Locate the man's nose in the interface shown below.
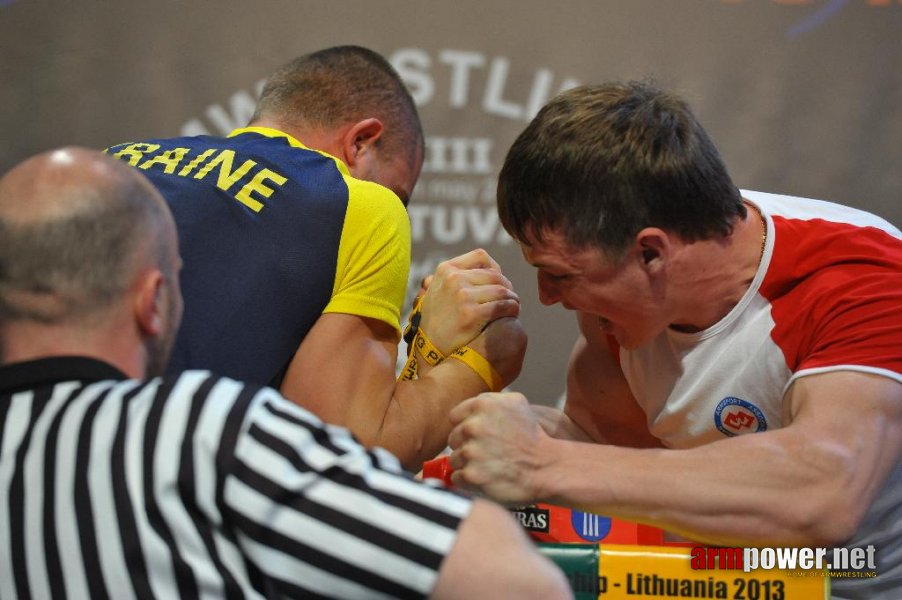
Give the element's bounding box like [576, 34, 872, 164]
[537, 273, 561, 306]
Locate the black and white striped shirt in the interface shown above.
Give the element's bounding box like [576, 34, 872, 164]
[0, 357, 473, 599]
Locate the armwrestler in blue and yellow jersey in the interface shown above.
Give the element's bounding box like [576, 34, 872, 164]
[108, 126, 409, 388]
[101, 46, 525, 470]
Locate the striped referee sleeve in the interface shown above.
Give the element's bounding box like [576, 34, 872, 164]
[221, 387, 473, 599]
[1, 370, 473, 599]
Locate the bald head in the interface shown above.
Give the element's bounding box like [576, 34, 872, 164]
[0, 147, 177, 324]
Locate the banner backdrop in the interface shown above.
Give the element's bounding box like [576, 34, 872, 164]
[2, 0, 900, 406]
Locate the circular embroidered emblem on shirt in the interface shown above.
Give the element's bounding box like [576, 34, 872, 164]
[570, 510, 612, 542]
[714, 397, 767, 436]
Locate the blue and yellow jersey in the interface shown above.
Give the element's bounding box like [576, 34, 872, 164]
[107, 126, 410, 386]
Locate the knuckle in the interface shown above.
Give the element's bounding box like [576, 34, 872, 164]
[458, 443, 479, 462]
[460, 419, 481, 438]
[445, 270, 465, 288]
[434, 262, 453, 278]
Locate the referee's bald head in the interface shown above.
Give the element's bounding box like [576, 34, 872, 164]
[0, 147, 176, 322]
[0, 148, 182, 375]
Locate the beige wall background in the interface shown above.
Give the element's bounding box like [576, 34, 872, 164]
[2, 0, 900, 405]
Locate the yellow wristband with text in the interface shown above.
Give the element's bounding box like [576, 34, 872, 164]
[450, 346, 504, 392]
[398, 354, 418, 382]
[399, 295, 425, 382]
[397, 326, 445, 382]
[414, 328, 445, 367]
[402, 295, 425, 353]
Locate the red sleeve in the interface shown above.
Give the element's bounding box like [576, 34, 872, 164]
[762, 218, 902, 376]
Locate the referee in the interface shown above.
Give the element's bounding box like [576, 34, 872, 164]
[0, 148, 571, 599]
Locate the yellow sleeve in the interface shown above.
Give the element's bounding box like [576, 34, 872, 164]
[324, 176, 411, 338]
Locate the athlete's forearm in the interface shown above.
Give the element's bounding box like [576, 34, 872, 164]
[281, 312, 524, 471]
[286, 359, 486, 471]
[537, 430, 872, 547]
[378, 362, 490, 470]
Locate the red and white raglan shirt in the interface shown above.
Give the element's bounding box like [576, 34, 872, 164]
[620, 190, 901, 598]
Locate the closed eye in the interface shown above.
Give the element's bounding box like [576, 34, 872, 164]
[541, 270, 571, 282]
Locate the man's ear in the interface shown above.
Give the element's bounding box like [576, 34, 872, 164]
[134, 269, 165, 337]
[341, 118, 384, 168]
[634, 227, 671, 273]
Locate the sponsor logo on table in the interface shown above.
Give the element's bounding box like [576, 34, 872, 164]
[571, 510, 612, 542]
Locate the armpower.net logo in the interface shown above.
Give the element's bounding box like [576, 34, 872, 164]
[691, 544, 878, 578]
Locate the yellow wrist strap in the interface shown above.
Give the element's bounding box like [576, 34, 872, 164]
[450, 346, 504, 392]
[399, 295, 425, 382]
[397, 326, 445, 382]
[402, 295, 425, 354]
[414, 327, 445, 366]
[398, 354, 418, 382]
